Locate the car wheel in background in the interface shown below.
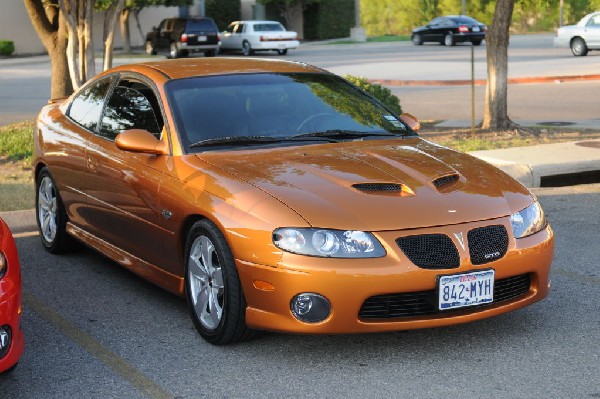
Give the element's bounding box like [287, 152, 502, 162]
[169, 42, 180, 59]
[242, 40, 253, 56]
[570, 37, 588, 56]
[205, 50, 216, 57]
[36, 168, 76, 254]
[444, 33, 455, 46]
[184, 219, 256, 345]
[472, 39, 482, 46]
[411, 34, 423, 45]
[277, 49, 288, 55]
[145, 41, 157, 55]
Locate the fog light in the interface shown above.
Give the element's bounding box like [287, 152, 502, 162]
[291, 293, 331, 323]
[0, 325, 11, 359]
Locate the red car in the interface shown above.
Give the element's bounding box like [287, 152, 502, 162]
[0, 218, 24, 373]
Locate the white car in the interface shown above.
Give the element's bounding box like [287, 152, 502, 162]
[220, 20, 300, 56]
[554, 11, 600, 56]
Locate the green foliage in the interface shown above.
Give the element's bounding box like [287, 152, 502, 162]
[206, 0, 240, 30]
[360, 0, 600, 35]
[343, 75, 402, 115]
[304, 0, 354, 40]
[0, 41, 15, 56]
[0, 121, 34, 162]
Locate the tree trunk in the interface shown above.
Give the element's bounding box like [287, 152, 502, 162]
[23, 0, 73, 99]
[84, 0, 95, 78]
[482, 0, 516, 130]
[120, 8, 131, 53]
[103, 0, 125, 71]
[133, 10, 145, 43]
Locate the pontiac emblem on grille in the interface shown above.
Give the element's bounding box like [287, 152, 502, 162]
[453, 232, 466, 251]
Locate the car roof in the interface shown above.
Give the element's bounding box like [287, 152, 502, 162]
[115, 58, 324, 81]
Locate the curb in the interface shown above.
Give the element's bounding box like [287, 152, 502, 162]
[371, 74, 600, 87]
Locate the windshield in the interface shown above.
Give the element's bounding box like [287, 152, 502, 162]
[166, 73, 415, 152]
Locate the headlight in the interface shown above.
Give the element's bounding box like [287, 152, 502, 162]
[510, 201, 547, 238]
[0, 251, 6, 279]
[273, 228, 386, 258]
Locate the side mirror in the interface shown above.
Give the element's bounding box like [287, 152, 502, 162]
[115, 129, 169, 155]
[399, 113, 421, 132]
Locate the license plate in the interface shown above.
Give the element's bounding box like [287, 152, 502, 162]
[198, 35, 207, 42]
[438, 269, 494, 310]
[472, 26, 480, 32]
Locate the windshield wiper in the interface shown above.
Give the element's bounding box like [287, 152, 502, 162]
[189, 136, 283, 148]
[289, 130, 399, 140]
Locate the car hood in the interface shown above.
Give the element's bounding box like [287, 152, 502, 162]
[196, 138, 533, 231]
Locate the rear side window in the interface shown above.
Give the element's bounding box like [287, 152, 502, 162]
[100, 81, 162, 141]
[68, 77, 113, 132]
[186, 18, 217, 32]
[253, 23, 284, 32]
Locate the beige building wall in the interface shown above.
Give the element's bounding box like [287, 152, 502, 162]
[0, 0, 178, 55]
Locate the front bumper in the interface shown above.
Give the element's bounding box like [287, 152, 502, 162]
[237, 218, 554, 334]
[454, 32, 486, 43]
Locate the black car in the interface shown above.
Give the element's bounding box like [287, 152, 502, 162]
[411, 15, 486, 46]
[145, 17, 221, 58]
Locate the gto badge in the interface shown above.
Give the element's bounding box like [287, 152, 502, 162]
[484, 251, 501, 260]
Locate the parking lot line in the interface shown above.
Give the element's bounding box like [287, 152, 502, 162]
[23, 292, 174, 399]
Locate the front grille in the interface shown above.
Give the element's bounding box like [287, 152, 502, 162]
[468, 225, 509, 265]
[359, 273, 531, 320]
[396, 234, 460, 269]
[352, 183, 403, 192]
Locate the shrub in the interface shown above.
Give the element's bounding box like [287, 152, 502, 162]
[0, 41, 15, 56]
[0, 121, 34, 162]
[344, 75, 402, 115]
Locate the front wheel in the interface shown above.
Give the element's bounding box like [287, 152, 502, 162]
[571, 37, 588, 56]
[277, 49, 288, 56]
[411, 34, 423, 45]
[184, 219, 256, 345]
[242, 41, 253, 56]
[444, 33, 455, 47]
[145, 41, 157, 55]
[472, 39, 482, 46]
[204, 49, 216, 57]
[36, 168, 76, 253]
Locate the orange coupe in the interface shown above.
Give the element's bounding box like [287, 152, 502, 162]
[33, 59, 553, 344]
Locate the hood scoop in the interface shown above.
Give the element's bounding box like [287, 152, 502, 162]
[352, 182, 414, 196]
[432, 173, 460, 191]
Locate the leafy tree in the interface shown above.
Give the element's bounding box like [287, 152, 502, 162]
[206, 0, 240, 31]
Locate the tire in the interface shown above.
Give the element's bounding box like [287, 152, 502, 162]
[204, 50, 216, 57]
[411, 34, 423, 45]
[145, 41, 157, 55]
[242, 40, 253, 56]
[571, 37, 588, 56]
[184, 219, 256, 345]
[277, 49, 288, 56]
[444, 33, 455, 47]
[169, 42, 180, 59]
[472, 39, 482, 46]
[36, 168, 77, 254]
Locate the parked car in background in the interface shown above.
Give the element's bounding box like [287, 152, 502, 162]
[412, 15, 487, 46]
[32, 58, 553, 345]
[554, 11, 600, 56]
[220, 20, 299, 56]
[145, 17, 220, 58]
[0, 218, 24, 374]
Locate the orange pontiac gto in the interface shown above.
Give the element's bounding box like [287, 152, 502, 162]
[33, 59, 553, 344]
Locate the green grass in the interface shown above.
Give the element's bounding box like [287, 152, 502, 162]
[0, 183, 34, 211]
[0, 121, 34, 163]
[433, 136, 550, 153]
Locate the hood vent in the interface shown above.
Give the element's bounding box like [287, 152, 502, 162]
[433, 174, 460, 190]
[352, 183, 403, 193]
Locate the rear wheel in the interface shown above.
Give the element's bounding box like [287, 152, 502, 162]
[411, 34, 423, 45]
[571, 37, 588, 56]
[169, 42, 180, 58]
[242, 40, 253, 56]
[36, 168, 77, 254]
[184, 219, 256, 345]
[444, 33, 455, 46]
[205, 49, 216, 57]
[472, 39, 482, 46]
[277, 49, 288, 55]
